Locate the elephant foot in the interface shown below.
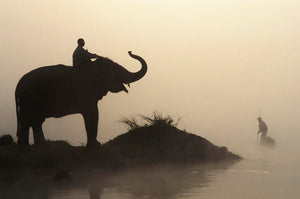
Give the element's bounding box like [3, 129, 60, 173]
[86, 140, 102, 150]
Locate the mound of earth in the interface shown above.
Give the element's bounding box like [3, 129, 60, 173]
[104, 123, 241, 164]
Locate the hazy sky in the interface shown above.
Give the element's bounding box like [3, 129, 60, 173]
[0, 0, 299, 153]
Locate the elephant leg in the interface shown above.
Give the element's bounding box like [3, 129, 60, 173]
[82, 105, 101, 149]
[32, 119, 46, 146]
[17, 119, 30, 146]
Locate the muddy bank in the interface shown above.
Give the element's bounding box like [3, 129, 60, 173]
[0, 124, 241, 180]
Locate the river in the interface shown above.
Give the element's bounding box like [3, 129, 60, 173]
[1, 142, 299, 199]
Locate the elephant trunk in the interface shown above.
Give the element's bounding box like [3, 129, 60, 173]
[123, 51, 147, 84]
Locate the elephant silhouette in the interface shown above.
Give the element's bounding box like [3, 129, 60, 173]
[15, 51, 147, 148]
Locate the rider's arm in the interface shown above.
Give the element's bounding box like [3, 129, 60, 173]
[84, 49, 99, 59]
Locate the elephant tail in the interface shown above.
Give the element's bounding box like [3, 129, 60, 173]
[15, 94, 20, 137]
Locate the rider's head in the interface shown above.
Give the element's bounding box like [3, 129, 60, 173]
[77, 38, 85, 47]
[257, 117, 262, 121]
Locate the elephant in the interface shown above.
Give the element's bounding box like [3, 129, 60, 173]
[15, 51, 147, 148]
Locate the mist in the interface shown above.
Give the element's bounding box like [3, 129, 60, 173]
[1, 0, 299, 158]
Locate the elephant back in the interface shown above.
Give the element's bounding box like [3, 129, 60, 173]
[16, 65, 75, 95]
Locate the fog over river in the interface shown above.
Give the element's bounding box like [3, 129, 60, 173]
[0, 1, 299, 198]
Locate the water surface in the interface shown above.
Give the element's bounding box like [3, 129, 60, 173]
[1, 144, 299, 199]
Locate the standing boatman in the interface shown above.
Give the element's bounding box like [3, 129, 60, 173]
[257, 117, 268, 138]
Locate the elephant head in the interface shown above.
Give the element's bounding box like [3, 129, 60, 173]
[95, 51, 147, 94]
[15, 51, 147, 148]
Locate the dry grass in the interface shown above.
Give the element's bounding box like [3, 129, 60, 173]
[119, 112, 181, 130]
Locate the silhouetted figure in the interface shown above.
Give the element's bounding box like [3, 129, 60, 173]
[257, 117, 268, 138]
[72, 38, 100, 68]
[15, 51, 147, 148]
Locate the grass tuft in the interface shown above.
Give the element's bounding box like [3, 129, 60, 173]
[119, 112, 181, 130]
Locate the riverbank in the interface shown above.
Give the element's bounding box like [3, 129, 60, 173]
[0, 119, 241, 181]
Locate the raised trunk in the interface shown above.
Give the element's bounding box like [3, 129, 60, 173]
[123, 51, 147, 84]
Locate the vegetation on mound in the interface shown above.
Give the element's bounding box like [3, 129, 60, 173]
[0, 113, 241, 178]
[119, 112, 181, 130]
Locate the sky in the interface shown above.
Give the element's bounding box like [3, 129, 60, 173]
[0, 0, 299, 154]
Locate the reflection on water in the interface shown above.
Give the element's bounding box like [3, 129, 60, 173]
[101, 163, 231, 199]
[0, 162, 236, 199]
[3, 144, 300, 199]
[2, 141, 299, 198]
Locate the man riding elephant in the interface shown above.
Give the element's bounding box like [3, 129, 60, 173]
[72, 38, 101, 68]
[15, 48, 147, 148]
